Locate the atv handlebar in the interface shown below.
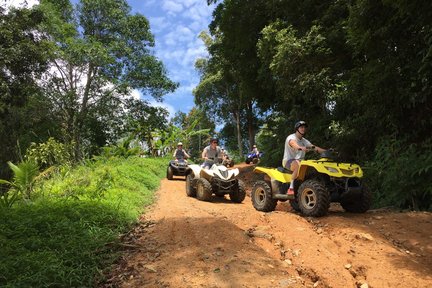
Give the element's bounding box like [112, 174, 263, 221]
[298, 145, 316, 151]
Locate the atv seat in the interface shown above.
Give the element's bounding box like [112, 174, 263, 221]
[277, 167, 292, 174]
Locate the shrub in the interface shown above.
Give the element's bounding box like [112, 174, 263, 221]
[25, 137, 73, 169]
[364, 137, 432, 211]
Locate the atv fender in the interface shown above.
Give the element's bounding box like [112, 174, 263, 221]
[254, 167, 292, 183]
[188, 164, 202, 179]
[297, 160, 363, 180]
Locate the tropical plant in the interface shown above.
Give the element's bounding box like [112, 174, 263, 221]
[0, 161, 39, 207]
[99, 136, 142, 159]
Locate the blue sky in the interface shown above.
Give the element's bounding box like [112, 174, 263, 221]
[7, 0, 216, 118]
[127, 0, 216, 117]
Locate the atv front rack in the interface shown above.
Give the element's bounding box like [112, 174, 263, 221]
[212, 178, 237, 191]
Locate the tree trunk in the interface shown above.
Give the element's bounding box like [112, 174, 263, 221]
[73, 63, 94, 161]
[246, 101, 255, 149]
[234, 110, 243, 158]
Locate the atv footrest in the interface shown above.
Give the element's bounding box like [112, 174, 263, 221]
[273, 194, 294, 200]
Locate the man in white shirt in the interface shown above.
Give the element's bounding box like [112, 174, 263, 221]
[282, 121, 326, 195]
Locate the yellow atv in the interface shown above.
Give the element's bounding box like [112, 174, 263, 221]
[251, 149, 372, 217]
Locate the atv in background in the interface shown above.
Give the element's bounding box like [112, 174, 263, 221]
[185, 159, 246, 203]
[245, 152, 263, 164]
[167, 158, 190, 180]
[251, 149, 372, 217]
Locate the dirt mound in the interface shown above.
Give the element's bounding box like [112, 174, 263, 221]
[102, 163, 432, 288]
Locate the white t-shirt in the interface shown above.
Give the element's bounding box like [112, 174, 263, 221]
[282, 133, 312, 167]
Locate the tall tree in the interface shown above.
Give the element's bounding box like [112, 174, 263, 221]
[208, 1, 266, 150]
[0, 6, 53, 178]
[38, 0, 178, 160]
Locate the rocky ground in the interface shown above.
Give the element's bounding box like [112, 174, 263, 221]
[102, 164, 432, 288]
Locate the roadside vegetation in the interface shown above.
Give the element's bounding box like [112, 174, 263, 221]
[0, 155, 167, 287]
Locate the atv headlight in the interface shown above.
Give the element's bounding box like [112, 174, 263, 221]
[325, 167, 339, 173]
[354, 168, 360, 173]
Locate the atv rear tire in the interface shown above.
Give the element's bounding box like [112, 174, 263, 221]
[245, 159, 250, 164]
[185, 174, 196, 197]
[230, 180, 246, 203]
[341, 184, 372, 213]
[167, 166, 174, 180]
[196, 178, 212, 201]
[251, 181, 277, 212]
[229, 160, 235, 167]
[297, 179, 330, 217]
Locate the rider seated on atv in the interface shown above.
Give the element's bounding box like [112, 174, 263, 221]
[173, 142, 190, 162]
[201, 138, 223, 169]
[251, 145, 260, 157]
[283, 121, 326, 196]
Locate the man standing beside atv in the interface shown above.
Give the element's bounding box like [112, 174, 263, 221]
[173, 142, 190, 161]
[201, 138, 223, 169]
[283, 121, 326, 196]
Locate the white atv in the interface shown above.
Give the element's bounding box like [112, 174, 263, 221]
[185, 159, 246, 203]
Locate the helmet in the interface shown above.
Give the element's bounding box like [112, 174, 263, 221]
[294, 121, 308, 130]
[177, 142, 183, 146]
[253, 144, 257, 148]
[210, 138, 218, 144]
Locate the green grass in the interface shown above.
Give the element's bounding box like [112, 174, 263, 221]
[0, 156, 168, 287]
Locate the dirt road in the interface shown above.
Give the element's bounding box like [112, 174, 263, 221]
[104, 164, 432, 288]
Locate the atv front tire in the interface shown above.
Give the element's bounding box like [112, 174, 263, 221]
[167, 166, 174, 180]
[251, 181, 277, 212]
[186, 174, 196, 197]
[297, 179, 330, 217]
[289, 180, 301, 212]
[230, 180, 246, 203]
[289, 199, 301, 212]
[341, 184, 372, 213]
[196, 178, 212, 201]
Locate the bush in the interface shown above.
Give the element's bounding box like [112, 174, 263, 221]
[364, 137, 432, 211]
[25, 137, 73, 169]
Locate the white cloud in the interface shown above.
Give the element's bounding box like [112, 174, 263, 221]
[130, 89, 141, 100]
[162, 0, 183, 14]
[148, 16, 171, 33]
[163, 24, 194, 46]
[182, 3, 213, 22]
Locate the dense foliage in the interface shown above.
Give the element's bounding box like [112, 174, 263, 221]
[197, 0, 432, 210]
